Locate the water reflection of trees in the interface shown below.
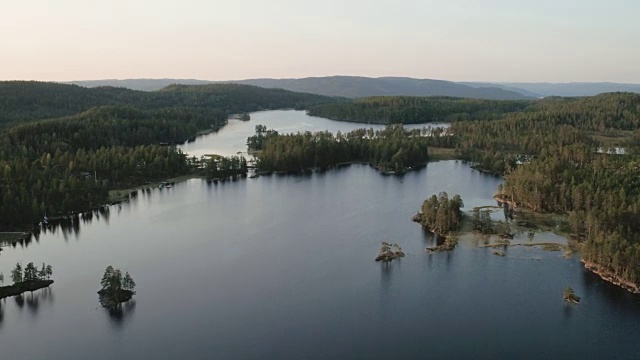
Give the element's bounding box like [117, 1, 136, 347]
[104, 300, 136, 327]
[11, 287, 55, 314]
[7, 206, 114, 249]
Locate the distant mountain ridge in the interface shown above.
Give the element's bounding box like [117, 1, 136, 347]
[462, 82, 640, 97]
[67, 77, 640, 99]
[227, 76, 530, 100]
[68, 76, 531, 100]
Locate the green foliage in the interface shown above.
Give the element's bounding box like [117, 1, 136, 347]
[123, 272, 136, 291]
[10, 263, 22, 284]
[8, 262, 52, 284]
[255, 124, 436, 173]
[0, 82, 338, 228]
[321, 92, 640, 286]
[450, 93, 640, 285]
[0, 81, 337, 126]
[100, 266, 135, 293]
[23, 262, 38, 281]
[472, 210, 495, 234]
[419, 192, 464, 234]
[203, 155, 248, 180]
[308, 96, 533, 124]
[247, 124, 279, 151]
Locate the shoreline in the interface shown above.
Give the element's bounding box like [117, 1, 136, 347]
[582, 260, 640, 294]
[0, 280, 54, 300]
[1, 173, 205, 245]
[108, 173, 204, 203]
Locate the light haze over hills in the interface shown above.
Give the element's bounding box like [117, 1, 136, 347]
[68, 77, 640, 99]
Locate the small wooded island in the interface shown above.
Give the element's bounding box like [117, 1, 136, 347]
[412, 192, 464, 252]
[0, 262, 53, 300]
[563, 287, 581, 304]
[375, 242, 405, 263]
[250, 124, 432, 175]
[98, 266, 136, 309]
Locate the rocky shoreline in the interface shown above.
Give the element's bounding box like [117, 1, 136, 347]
[582, 260, 640, 294]
[0, 280, 54, 300]
[98, 288, 135, 308]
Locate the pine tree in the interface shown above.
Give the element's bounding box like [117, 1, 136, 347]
[11, 263, 23, 284]
[45, 264, 53, 280]
[38, 263, 47, 280]
[24, 262, 38, 281]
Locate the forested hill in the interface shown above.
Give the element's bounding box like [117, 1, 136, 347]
[0, 81, 338, 126]
[307, 96, 535, 124]
[229, 76, 531, 100]
[462, 82, 640, 97]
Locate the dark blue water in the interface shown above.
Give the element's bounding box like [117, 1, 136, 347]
[1, 111, 638, 360]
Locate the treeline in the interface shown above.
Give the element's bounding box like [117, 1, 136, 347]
[255, 124, 435, 173]
[247, 124, 279, 151]
[0, 81, 338, 126]
[202, 155, 248, 180]
[0, 145, 189, 226]
[1, 106, 227, 157]
[417, 192, 464, 235]
[307, 96, 533, 124]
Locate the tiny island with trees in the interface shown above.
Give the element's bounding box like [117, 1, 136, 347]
[412, 192, 464, 252]
[0, 262, 53, 300]
[98, 266, 136, 309]
[375, 242, 405, 263]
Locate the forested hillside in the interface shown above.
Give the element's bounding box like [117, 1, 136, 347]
[0, 82, 338, 228]
[230, 76, 530, 100]
[308, 96, 534, 124]
[0, 81, 337, 126]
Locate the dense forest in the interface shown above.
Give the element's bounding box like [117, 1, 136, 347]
[416, 192, 464, 235]
[254, 125, 434, 173]
[0, 82, 338, 228]
[307, 96, 533, 124]
[0, 81, 338, 126]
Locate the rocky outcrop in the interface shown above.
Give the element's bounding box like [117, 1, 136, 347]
[375, 242, 405, 263]
[563, 287, 581, 304]
[98, 289, 135, 308]
[0, 280, 54, 300]
[425, 237, 458, 253]
[582, 260, 640, 294]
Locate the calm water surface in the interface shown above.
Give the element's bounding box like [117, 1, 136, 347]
[178, 110, 448, 157]
[0, 111, 638, 360]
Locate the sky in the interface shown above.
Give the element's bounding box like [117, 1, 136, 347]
[1, 0, 639, 83]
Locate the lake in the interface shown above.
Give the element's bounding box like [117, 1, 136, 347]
[1, 110, 639, 360]
[178, 109, 449, 157]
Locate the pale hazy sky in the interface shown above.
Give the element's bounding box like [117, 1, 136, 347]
[2, 0, 639, 82]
